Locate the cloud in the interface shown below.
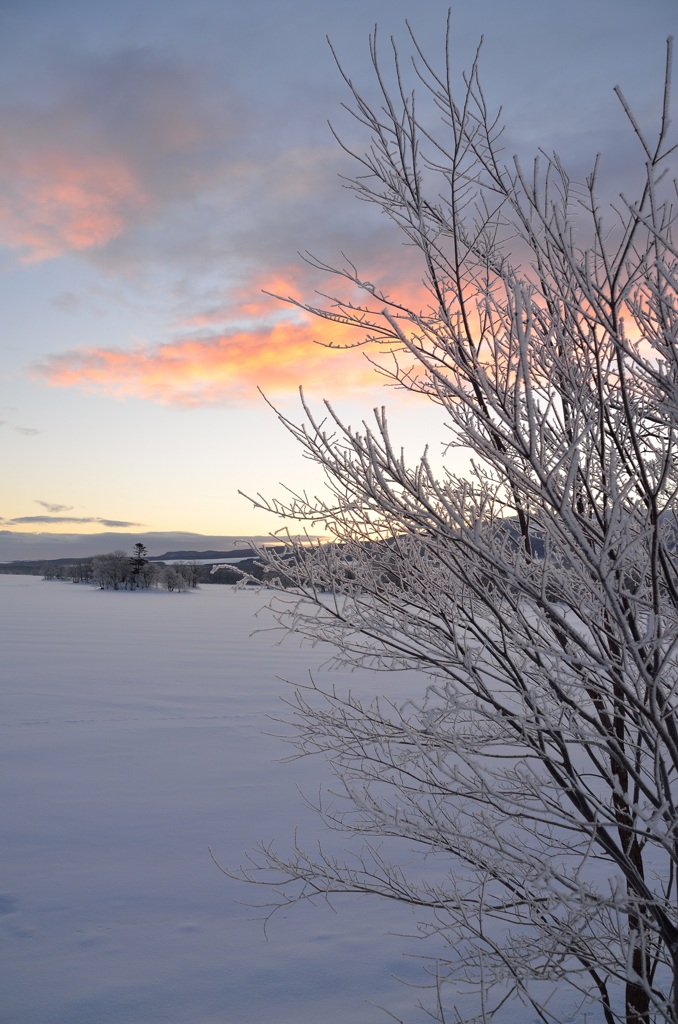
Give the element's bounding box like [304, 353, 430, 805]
[35, 501, 75, 514]
[0, 113, 148, 262]
[34, 309, 386, 404]
[15, 426, 40, 436]
[0, 48, 238, 264]
[0, 46, 428, 342]
[5, 516, 143, 527]
[92, 518, 145, 529]
[34, 247, 432, 405]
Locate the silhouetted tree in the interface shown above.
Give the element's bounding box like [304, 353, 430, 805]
[129, 543, 148, 589]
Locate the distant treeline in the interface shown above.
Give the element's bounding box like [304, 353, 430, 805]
[0, 553, 270, 586]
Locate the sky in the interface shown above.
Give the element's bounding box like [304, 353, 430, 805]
[0, 0, 675, 558]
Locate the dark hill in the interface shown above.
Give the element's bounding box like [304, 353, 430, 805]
[149, 548, 256, 561]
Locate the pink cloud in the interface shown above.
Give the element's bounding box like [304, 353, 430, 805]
[0, 52, 226, 264]
[0, 146, 147, 261]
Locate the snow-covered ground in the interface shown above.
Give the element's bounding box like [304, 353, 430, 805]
[1, 575, 433, 1024]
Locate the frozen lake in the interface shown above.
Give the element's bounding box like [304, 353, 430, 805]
[1, 575, 432, 1024]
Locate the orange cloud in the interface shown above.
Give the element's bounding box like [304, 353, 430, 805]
[34, 315, 383, 405]
[34, 249, 446, 406]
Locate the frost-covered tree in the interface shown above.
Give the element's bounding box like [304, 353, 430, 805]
[138, 558, 162, 589]
[237, 21, 678, 1024]
[92, 550, 131, 590]
[163, 566, 188, 592]
[173, 560, 201, 588]
[67, 557, 94, 584]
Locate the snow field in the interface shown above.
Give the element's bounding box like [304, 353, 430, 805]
[1, 575, 428, 1024]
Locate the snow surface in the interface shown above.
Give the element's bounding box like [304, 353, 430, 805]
[1, 575, 435, 1024]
